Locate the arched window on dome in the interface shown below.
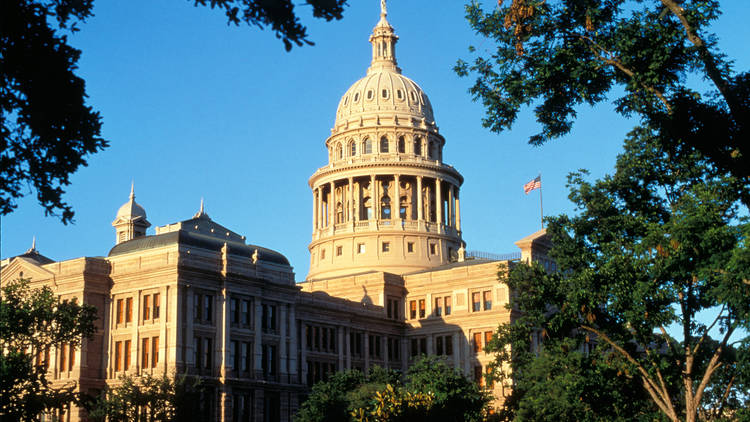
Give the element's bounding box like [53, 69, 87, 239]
[380, 136, 389, 153]
[427, 140, 435, 159]
[414, 137, 422, 156]
[381, 196, 391, 220]
[336, 143, 343, 160]
[336, 202, 344, 224]
[350, 141, 357, 157]
[398, 136, 405, 153]
[363, 138, 373, 154]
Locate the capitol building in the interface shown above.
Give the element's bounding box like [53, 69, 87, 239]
[1, 5, 551, 421]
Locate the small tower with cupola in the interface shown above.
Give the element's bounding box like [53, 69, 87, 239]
[112, 183, 151, 244]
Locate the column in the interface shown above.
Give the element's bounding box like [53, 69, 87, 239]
[348, 177, 354, 223]
[452, 332, 460, 368]
[288, 306, 297, 380]
[370, 175, 377, 221]
[394, 174, 400, 221]
[312, 189, 317, 231]
[254, 301, 263, 378]
[319, 187, 325, 228]
[279, 305, 287, 379]
[329, 181, 335, 227]
[436, 178, 443, 227]
[416, 176, 423, 221]
[448, 183, 455, 227]
[456, 189, 461, 232]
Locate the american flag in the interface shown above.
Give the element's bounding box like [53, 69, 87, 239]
[523, 176, 541, 194]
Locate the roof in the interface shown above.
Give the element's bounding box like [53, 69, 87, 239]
[107, 229, 289, 266]
[401, 258, 503, 276]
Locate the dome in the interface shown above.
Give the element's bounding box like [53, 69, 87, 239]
[113, 183, 147, 223]
[335, 71, 434, 125]
[333, 6, 435, 129]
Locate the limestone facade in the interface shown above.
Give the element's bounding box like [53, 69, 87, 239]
[0, 4, 552, 421]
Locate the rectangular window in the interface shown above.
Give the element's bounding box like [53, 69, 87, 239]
[320, 249, 326, 259]
[153, 293, 160, 319]
[407, 242, 414, 253]
[124, 340, 131, 370]
[204, 295, 213, 323]
[152, 336, 159, 367]
[418, 299, 425, 319]
[230, 341, 237, 370]
[410, 338, 418, 357]
[430, 243, 437, 255]
[194, 294, 202, 321]
[116, 299, 124, 324]
[231, 298, 239, 324]
[473, 332, 483, 353]
[115, 341, 122, 371]
[336, 246, 343, 256]
[126, 297, 133, 323]
[445, 336, 453, 356]
[357, 243, 366, 254]
[387, 300, 393, 319]
[474, 365, 483, 386]
[59, 343, 67, 371]
[142, 295, 150, 321]
[409, 300, 417, 319]
[445, 296, 452, 315]
[434, 297, 442, 317]
[329, 327, 336, 353]
[472, 292, 481, 312]
[485, 331, 493, 350]
[241, 299, 251, 326]
[242, 342, 250, 372]
[419, 338, 427, 355]
[436, 336, 443, 355]
[194, 337, 201, 368]
[142, 337, 150, 369]
[483, 290, 492, 311]
[381, 242, 390, 252]
[204, 338, 212, 369]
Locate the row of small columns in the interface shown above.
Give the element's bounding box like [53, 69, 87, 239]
[311, 175, 461, 232]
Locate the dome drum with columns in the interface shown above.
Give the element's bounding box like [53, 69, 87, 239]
[307, 6, 465, 280]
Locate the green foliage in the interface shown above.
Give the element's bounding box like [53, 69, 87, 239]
[487, 132, 749, 421]
[296, 356, 491, 422]
[456, 0, 749, 191]
[191, 0, 348, 51]
[0, 278, 98, 420]
[86, 373, 203, 422]
[1, 0, 106, 223]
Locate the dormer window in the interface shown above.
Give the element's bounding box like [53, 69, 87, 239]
[411, 91, 417, 102]
[354, 92, 360, 102]
[396, 90, 404, 100]
[382, 89, 389, 99]
[367, 90, 374, 100]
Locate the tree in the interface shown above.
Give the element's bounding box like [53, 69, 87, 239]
[295, 356, 491, 422]
[487, 132, 749, 421]
[1, 0, 347, 223]
[455, 0, 749, 195]
[86, 373, 204, 422]
[0, 278, 98, 420]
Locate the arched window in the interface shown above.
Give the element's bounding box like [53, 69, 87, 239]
[381, 196, 391, 220]
[427, 141, 434, 159]
[336, 143, 343, 160]
[380, 136, 389, 153]
[350, 141, 356, 157]
[398, 136, 405, 153]
[363, 138, 372, 154]
[336, 202, 344, 224]
[414, 137, 422, 156]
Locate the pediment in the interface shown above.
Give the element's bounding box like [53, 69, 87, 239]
[1, 257, 55, 284]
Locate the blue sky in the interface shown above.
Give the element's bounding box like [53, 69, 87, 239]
[2, 1, 749, 280]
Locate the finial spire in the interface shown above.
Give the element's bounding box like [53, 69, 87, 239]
[193, 197, 210, 219]
[369, 0, 399, 73]
[129, 180, 135, 200]
[26, 236, 37, 254]
[380, 0, 387, 17]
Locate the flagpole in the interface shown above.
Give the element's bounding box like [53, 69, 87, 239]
[538, 173, 544, 230]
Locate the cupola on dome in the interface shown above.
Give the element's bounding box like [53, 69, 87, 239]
[333, 4, 435, 128]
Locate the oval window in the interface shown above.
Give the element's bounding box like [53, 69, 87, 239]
[410, 91, 417, 101]
[382, 89, 388, 98]
[396, 90, 404, 100]
[354, 92, 360, 102]
[367, 90, 374, 100]
[343, 96, 348, 105]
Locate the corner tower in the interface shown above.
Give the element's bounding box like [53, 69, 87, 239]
[112, 183, 151, 244]
[307, 3, 464, 280]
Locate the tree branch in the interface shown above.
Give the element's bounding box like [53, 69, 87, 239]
[691, 304, 724, 357]
[581, 325, 679, 421]
[659, 0, 741, 121]
[693, 321, 737, 413]
[578, 34, 673, 113]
